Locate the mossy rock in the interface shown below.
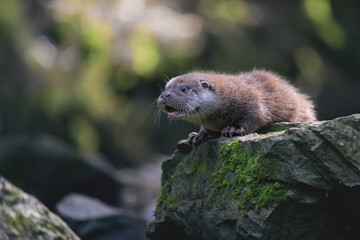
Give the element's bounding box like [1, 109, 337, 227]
[0, 176, 80, 240]
[147, 114, 360, 240]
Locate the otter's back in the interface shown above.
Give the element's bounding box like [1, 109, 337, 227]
[239, 70, 316, 123]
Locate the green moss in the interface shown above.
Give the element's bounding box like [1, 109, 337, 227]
[1, 209, 32, 232]
[46, 223, 61, 233]
[211, 140, 289, 211]
[204, 200, 213, 209]
[191, 156, 207, 176]
[167, 194, 180, 208]
[156, 175, 180, 213]
[243, 182, 288, 212]
[155, 140, 289, 214]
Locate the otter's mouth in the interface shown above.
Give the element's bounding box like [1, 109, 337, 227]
[161, 104, 184, 118]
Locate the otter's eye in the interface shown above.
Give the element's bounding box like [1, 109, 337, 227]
[180, 86, 186, 92]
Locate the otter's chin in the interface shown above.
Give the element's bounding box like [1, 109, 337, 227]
[167, 111, 184, 118]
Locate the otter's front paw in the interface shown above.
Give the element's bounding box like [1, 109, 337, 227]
[187, 131, 220, 146]
[221, 126, 246, 137]
[187, 132, 204, 145]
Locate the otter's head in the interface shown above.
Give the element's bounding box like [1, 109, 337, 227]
[157, 73, 216, 121]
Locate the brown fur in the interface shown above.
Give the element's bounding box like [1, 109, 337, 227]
[157, 70, 316, 144]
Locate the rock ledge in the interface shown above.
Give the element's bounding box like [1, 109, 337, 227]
[147, 114, 360, 240]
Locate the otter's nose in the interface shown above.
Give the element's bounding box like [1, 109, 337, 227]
[161, 92, 170, 98]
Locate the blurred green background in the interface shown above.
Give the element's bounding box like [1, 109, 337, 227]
[0, 0, 359, 167]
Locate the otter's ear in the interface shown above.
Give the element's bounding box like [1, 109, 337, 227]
[200, 80, 210, 88]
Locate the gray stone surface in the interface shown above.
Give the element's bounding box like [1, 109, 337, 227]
[56, 193, 146, 240]
[147, 114, 360, 240]
[0, 176, 80, 240]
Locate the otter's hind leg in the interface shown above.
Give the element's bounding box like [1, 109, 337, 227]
[220, 112, 257, 137]
[221, 126, 246, 137]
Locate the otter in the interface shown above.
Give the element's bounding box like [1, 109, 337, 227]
[157, 70, 316, 145]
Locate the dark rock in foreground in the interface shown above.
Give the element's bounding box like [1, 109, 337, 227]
[56, 193, 146, 240]
[147, 114, 360, 240]
[0, 176, 79, 240]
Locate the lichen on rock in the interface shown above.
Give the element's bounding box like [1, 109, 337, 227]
[0, 176, 80, 240]
[147, 114, 360, 240]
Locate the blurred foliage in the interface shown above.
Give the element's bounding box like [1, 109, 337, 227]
[0, 0, 359, 166]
